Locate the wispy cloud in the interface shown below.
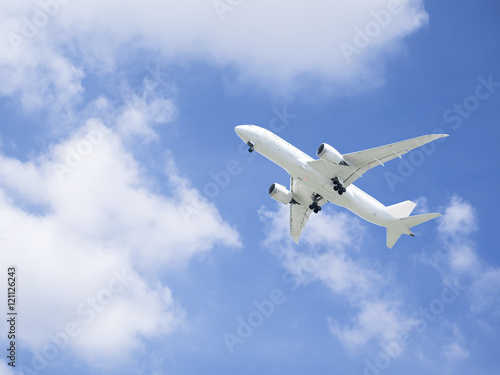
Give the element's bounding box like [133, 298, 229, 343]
[258, 196, 497, 374]
[258, 203, 410, 350]
[410, 195, 500, 371]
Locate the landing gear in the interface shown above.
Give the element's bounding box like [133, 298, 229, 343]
[331, 177, 346, 196]
[309, 199, 322, 214]
[247, 141, 254, 153]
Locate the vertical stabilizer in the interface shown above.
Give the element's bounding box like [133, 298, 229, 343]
[386, 200, 417, 218]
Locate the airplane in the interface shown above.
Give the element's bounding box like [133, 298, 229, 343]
[235, 125, 448, 248]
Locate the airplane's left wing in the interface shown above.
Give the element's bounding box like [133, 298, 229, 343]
[308, 134, 448, 187]
[342, 134, 448, 185]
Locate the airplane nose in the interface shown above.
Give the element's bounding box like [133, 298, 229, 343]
[234, 125, 252, 141]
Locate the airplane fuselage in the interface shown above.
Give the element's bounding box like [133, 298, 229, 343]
[237, 125, 395, 227]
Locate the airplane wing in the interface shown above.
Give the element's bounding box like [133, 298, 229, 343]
[307, 134, 448, 187]
[289, 177, 327, 243]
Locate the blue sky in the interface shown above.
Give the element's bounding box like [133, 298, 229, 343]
[0, 1, 499, 374]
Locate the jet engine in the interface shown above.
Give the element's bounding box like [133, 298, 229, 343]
[317, 143, 346, 165]
[268, 183, 293, 204]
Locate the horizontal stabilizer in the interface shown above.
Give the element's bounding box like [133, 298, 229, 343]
[386, 212, 441, 249]
[400, 213, 441, 228]
[386, 200, 416, 218]
[387, 227, 404, 249]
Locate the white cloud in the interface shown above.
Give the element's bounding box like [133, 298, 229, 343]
[435, 197, 500, 313]
[447, 244, 480, 273]
[113, 81, 178, 143]
[0, 96, 240, 366]
[438, 195, 477, 237]
[467, 268, 500, 314]
[0, 0, 428, 104]
[329, 300, 410, 349]
[0, 6, 84, 115]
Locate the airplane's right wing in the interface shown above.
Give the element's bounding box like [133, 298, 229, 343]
[289, 177, 327, 243]
[290, 198, 312, 243]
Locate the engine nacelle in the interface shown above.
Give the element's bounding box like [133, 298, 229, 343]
[317, 143, 345, 165]
[268, 183, 293, 204]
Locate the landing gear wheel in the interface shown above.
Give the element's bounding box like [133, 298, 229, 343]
[339, 190, 343, 195]
[247, 141, 254, 153]
[310, 201, 321, 213]
[342, 187, 346, 193]
[334, 185, 339, 191]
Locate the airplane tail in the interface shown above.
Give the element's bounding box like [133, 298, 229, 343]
[385, 202, 441, 249]
[386, 200, 417, 218]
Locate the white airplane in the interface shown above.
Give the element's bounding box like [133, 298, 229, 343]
[235, 125, 448, 248]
